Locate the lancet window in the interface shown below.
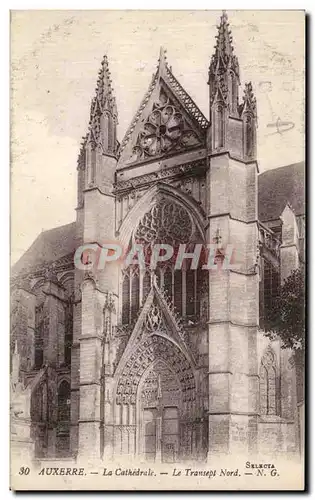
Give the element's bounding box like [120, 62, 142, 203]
[120, 197, 206, 324]
[56, 380, 71, 455]
[34, 304, 44, 369]
[259, 349, 278, 416]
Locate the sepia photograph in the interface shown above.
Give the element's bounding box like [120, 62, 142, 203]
[10, 9, 305, 491]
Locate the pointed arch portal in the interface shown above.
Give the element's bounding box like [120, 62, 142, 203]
[113, 327, 205, 463]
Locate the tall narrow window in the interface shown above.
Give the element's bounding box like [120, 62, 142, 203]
[122, 272, 130, 324]
[260, 365, 268, 415]
[196, 268, 206, 319]
[34, 304, 44, 369]
[163, 268, 173, 301]
[64, 301, 73, 367]
[108, 116, 113, 153]
[264, 259, 280, 326]
[259, 350, 277, 416]
[230, 72, 238, 115]
[30, 383, 48, 457]
[245, 116, 253, 158]
[90, 147, 96, 183]
[174, 270, 182, 316]
[57, 380, 71, 455]
[186, 269, 196, 317]
[155, 267, 162, 289]
[142, 272, 151, 304]
[131, 270, 140, 322]
[58, 381, 71, 421]
[216, 105, 224, 148]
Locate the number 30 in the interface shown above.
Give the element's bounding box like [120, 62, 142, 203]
[19, 467, 30, 475]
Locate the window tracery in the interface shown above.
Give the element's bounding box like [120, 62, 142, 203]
[120, 198, 204, 325]
[134, 198, 193, 246]
[260, 349, 278, 416]
[131, 89, 200, 161]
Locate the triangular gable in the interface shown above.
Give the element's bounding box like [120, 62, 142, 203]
[118, 48, 209, 167]
[114, 280, 196, 378]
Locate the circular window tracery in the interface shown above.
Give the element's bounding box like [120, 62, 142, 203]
[131, 90, 200, 160]
[134, 199, 193, 246]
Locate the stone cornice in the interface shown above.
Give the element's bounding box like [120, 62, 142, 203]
[114, 158, 207, 194]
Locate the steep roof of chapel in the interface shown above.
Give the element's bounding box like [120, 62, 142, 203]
[11, 222, 77, 278]
[258, 162, 305, 222]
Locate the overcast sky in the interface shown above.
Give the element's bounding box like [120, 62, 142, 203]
[10, 10, 304, 264]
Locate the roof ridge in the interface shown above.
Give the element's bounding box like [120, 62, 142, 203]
[118, 71, 159, 156]
[164, 66, 209, 129]
[259, 161, 305, 176]
[41, 221, 76, 233]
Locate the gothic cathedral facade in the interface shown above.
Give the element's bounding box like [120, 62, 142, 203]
[11, 12, 304, 463]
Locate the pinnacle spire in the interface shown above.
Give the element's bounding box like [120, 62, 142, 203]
[209, 10, 239, 79]
[89, 54, 117, 124]
[86, 54, 118, 154]
[214, 10, 234, 63]
[208, 11, 240, 114]
[157, 46, 168, 75]
[96, 54, 114, 107]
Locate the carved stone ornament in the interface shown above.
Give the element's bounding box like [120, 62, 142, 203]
[261, 349, 276, 368]
[130, 89, 200, 161]
[134, 197, 193, 246]
[116, 335, 195, 405]
[145, 302, 165, 332]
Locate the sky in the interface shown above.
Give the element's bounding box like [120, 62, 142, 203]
[10, 10, 305, 264]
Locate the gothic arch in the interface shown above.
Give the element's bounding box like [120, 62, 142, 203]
[118, 183, 206, 249]
[31, 277, 46, 291]
[259, 347, 279, 416]
[57, 376, 71, 388]
[58, 272, 75, 295]
[56, 379, 71, 455]
[114, 333, 197, 412]
[31, 279, 46, 307]
[137, 358, 182, 404]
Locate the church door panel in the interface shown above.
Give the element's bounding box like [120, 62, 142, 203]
[143, 408, 157, 462]
[138, 359, 186, 463]
[162, 407, 179, 463]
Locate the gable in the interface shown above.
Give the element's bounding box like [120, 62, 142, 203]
[130, 84, 205, 162]
[117, 53, 208, 168]
[114, 281, 196, 379]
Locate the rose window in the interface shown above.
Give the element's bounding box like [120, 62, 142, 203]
[132, 90, 200, 160]
[134, 199, 193, 246]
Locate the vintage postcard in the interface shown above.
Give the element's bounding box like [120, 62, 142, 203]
[10, 10, 305, 491]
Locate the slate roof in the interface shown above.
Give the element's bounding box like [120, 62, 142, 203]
[258, 162, 305, 222]
[12, 222, 77, 278]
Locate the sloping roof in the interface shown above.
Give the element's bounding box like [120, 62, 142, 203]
[118, 48, 209, 160]
[12, 222, 77, 278]
[258, 162, 305, 222]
